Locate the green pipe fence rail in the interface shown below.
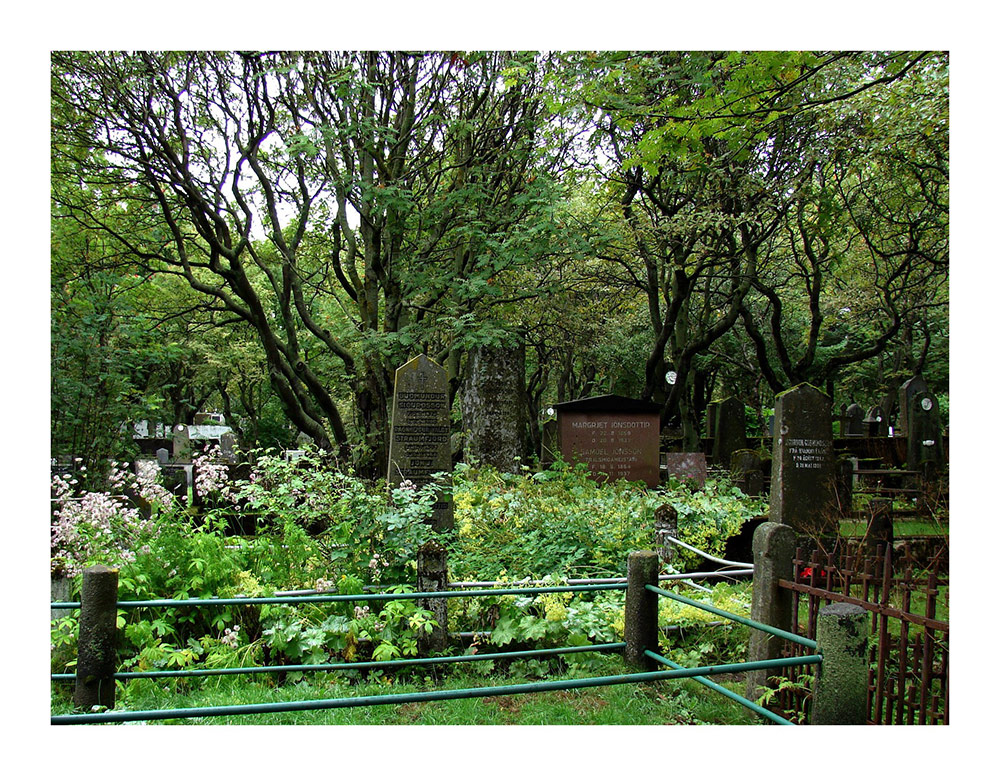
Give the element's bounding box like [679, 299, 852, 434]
[644, 651, 808, 726]
[51, 657, 815, 725]
[644, 584, 818, 651]
[51, 643, 627, 682]
[50, 582, 628, 611]
[52, 549, 867, 725]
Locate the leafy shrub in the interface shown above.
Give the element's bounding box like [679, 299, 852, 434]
[449, 461, 764, 580]
[51, 450, 765, 689]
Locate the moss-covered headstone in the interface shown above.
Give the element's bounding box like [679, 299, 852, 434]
[460, 343, 529, 474]
[769, 383, 836, 535]
[388, 354, 453, 531]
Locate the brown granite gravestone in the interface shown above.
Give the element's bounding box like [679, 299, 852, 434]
[388, 354, 454, 531]
[554, 395, 662, 488]
[663, 452, 708, 488]
[769, 383, 837, 535]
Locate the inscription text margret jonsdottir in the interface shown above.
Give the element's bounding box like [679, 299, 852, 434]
[571, 420, 653, 429]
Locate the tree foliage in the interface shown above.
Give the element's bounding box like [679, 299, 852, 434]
[51, 50, 949, 470]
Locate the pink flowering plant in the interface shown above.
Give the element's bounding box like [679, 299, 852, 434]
[50, 461, 163, 578]
[193, 444, 233, 502]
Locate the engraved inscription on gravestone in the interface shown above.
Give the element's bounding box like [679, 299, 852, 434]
[554, 395, 662, 488]
[769, 383, 836, 535]
[388, 354, 453, 531]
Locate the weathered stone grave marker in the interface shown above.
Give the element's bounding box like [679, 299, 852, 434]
[844, 403, 864, 436]
[907, 390, 943, 477]
[388, 354, 454, 531]
[460, 343, 528, 473]
[897, 375, 929, 437]
[219, 431, 237, 462]
[731, 449, 764, 497]
[712, 397, 748, 468]
[863, 406, 884, 437]
[663, 452, 707, 489]
[769, 383, 837, 536]
[172, 423, 193, 463]
[554, 395, 662, 487]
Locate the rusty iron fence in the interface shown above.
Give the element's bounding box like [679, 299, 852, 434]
[773, 542, 948, 724]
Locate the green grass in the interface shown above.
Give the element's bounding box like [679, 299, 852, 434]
[51, 655, 767, 726]
[838, 519, 948, 538]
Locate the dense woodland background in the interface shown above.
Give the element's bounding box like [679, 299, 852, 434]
[50, 51, 949, 480]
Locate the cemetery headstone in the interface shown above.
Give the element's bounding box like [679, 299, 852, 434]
[219, 431, 237, 462]
[554, 395, 662, 488]
[863, 406, 884, 437]
[844, 403, 864, 436]
[865, 498, 894, 556]
[172, 424, 193, 463]
[388, 354, 454, 531]
[907, 390, 943, 477]
[705, 404, 718, 440]
[712, 397, 748, 468]
[460, 343, 529, 473]
[160, 464, 191, 500]
[769, 383, 837, 536]
[155, 447, 170, 466]
[663, 452, 707, 489]
[731, 449, 763, 497]
[897, 376, 928, 437]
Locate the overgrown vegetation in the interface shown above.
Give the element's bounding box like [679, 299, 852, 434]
[51, 452, 767, 723]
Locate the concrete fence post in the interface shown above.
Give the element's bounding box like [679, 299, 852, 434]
[746, 522, 796, 701]
[416, 541, 449, 656]
[624, 550, 660, 669]
[74, 565, 119, 710]
[812, 602, 869, 724]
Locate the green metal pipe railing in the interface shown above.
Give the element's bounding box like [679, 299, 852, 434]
[645, 584, 818, 650]
[50, 582, 627, 611]
[50, 655, 812, 725]
[51, 642, 626, 682]
[644, 650, 816, 725]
